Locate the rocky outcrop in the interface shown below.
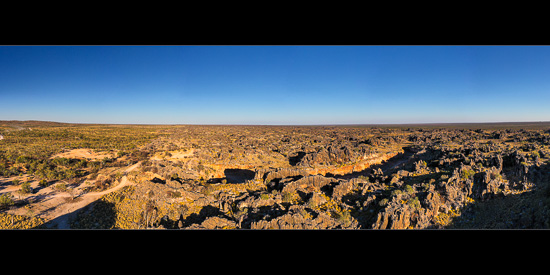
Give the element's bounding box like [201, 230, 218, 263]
[62, 125, 550, 230]
[424, 190, 442, 218]
[472, 166, 505, 200]
[372, 199, 413, 229]
[259, 167, 309, 185]
[308, 192, 328, 207]
[236, 195, 280, 210]
[251, 206, 358, 229]
[281, 175, 336, 194]
[186, 216, 237, 229]
[332, 180, 358, 200]
[298, 145, 356, 167]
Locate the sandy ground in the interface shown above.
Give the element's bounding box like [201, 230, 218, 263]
[52, 148, 114, 160]
[1, 162, 141, 229]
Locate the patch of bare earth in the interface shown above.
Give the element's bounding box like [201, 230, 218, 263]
[51, 148, 114, 160]
[2, 162, 141, 228]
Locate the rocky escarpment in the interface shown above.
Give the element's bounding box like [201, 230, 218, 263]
[368, 145, 549, 229]
[68, 126, 550, 229]
[71, 142, 550, 229]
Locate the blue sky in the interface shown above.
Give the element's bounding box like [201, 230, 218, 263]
[1, 45, 550, 125]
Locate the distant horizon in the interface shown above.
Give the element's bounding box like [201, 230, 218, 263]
[2, 119, 550, 127]
[2, 46, 550, 124]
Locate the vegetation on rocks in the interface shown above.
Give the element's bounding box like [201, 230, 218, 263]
[3, 121, 550, 229]
[0, 213, 45, 229]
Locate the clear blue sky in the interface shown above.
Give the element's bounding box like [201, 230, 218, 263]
[1, 45, 550, 125]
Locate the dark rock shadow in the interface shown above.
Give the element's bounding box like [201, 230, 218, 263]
[224, 169, 255, 183]
[151, 177, 166, 184]
[266, 175, 304, 192]
[240, 205, 287, 229]
[447, 160, 550, 229]
[328, 149, 416, 181]
[289, 151, 306, 166]
[180, 205, 229, 228]
[39, 199, 116, 229]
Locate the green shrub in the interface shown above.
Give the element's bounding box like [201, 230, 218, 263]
[76, 159, 88, 168]
[20, 181, 32, 194]
[0, 193, 14, 209]
[391, 189, 403, 197]
[460, 169, 475, 179]
[407, 197, 421, 210]
[38, 179, 49, 187]
[54, 182, 68, 192]
[403, 185, 415, 194]
[282, 192, 295, 203]
[331, 209, 352, 225]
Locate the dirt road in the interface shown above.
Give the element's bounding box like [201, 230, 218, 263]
[5, 162, 141, 229]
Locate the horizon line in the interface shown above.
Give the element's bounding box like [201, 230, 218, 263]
[2, 119, 550, 127]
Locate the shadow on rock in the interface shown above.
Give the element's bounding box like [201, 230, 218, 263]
[224, 168, 255, 183]
[56, 200, 117, 229]
[180, 205, 227, 228]
[288, 151, 306, 166]
[448, 160, 550, 229]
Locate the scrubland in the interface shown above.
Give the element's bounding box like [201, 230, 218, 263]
[2, 120, 550, 229]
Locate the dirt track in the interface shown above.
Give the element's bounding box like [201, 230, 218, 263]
[3, 162, 141, 228]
